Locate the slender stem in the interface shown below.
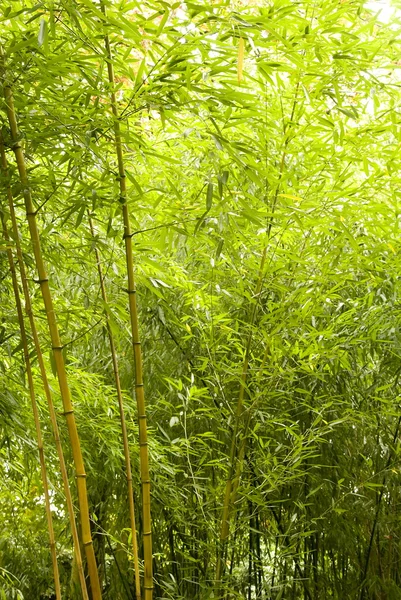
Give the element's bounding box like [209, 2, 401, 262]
[359, 415, 401, 599]
[1, 214, 61, 600]
[269, 506, 312, 600]
[231, 344, 270, 505]
[1, 50, 102, 599]
[215, 245, 268, 593]
[0, 135, 89, 600]
[248, 499, 253, 600]
[215, 76, 301, 593]
[89, 214, 141, 600]
[100, 5, 153, 597]
[106, 534, 136, 600]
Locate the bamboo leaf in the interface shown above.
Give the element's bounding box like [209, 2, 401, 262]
[156, 9, 169, 36]
[206, 182, 213, 211]
[237, 37, 245, 84]
[38, 18, 47, 48]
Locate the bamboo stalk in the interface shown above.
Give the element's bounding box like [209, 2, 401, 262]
[89, 214, 141, 600]
[1, 54, 102, 600]
[215, 246, 267, 594]
[230, 344, 270, 506]
[100, 5, 153, 598]
[1, 215, 61, 600]
[359, 416, 401, 600]
[0, 136, 89, 600]
[215, 89, 299, 588]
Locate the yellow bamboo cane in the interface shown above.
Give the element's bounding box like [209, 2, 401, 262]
[1, 215, 62, 600]
[0, 136, 89, 600]
[1, 55, 102, 600]
[89, 214, 141, 600]
[100, 5, 153, 597]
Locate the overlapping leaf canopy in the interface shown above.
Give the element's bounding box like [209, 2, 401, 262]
[2, 0, 401, 598]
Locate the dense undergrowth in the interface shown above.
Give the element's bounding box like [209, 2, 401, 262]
[2, 0, 401, 598]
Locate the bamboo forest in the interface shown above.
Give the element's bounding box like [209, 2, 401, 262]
[3, 0, 401, 598]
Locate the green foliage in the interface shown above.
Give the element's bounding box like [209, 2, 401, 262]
[2, 0, 401, 598]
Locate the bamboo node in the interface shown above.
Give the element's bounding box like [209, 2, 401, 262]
[125, 288, 136, 294]
[138, 414, 147, 419]
[76, 473, 87, 478]
[34, 277, 49, 284]
[135, 383, 144, 388]
[139, 442, 148, 447]
[26, 210, 37, 217]
[132, 341, 141, 345]
[123, 232, 134, 239]
[62, 409, 74, 416]
[52, 345, 64, 351]
[83, 540, 93, 546]
[143, 531, 152, 536]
